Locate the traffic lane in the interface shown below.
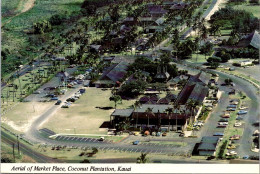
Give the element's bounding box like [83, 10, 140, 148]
[1, 130, 60, 163]
[25, 85, 83, 141]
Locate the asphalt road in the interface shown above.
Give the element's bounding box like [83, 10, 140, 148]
[1, 130, 60, 163]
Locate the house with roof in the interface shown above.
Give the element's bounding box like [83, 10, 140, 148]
[197, 136, 220, 156]
[122, 17, 138, 26]
[154, 66, 170, 82]
[188, 71, 211, 86]
[236, 30, 260, 50]
[145, 25, 165, 33]
[94, 61, 129, 87]
[169, 2, 188, 11]
[176, 81, 209, 105]
[147, 5, 168, 17]
[139, 95, 159, 104]
[138, 17, 158, 27]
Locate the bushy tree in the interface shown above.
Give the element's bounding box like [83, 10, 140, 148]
[119, 80, 147, 98]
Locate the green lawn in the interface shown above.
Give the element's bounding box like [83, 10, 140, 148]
[42, 88, 136, 134]
[233, 3, 260, 18]
[190, 54, 208, 63]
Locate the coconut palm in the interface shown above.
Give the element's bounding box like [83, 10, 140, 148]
[133, 101, 141, 128]
[165, 107, 173, 132]
[145, 107, 153, 128]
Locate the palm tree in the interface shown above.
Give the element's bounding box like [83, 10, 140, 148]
[165, 107, 173, 132]
[133, 101, 141, 128]
[137, 153, 148, 163]
[145, 107, 153, 128]
[109, 95, 122, 109]
[173, 102, 181, 132]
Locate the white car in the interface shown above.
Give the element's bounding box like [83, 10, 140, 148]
[234, 122, 242, 127]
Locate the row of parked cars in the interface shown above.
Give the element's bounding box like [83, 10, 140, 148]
[61, 88, 86, 108]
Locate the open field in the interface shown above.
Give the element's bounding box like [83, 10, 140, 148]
[233, 3, 260, 18]
[2, 102, 53, 133]
[42, 88, 136, 134]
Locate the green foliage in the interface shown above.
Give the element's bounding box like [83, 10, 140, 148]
[209, 6, 259, 34]
[109, 95, 122, 109]
[198, 106, 210, 121]
[92, 147, 98, 154]
[200, 41, 214, 55]
[137, 153, 148, 163]
[49, 14, 65, 25]
[33, 20, 52, 34]
[225, 78, 233, 85]
[207, 57, 221, 63]
[119, 80, 147, 98]
[218, 140, 228, 159]
[80, 159, 91, 163]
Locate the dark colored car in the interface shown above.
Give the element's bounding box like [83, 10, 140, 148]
[66, 98, 75, 102]
[51, 97, 59, 100]
[133, 141, 140, 145]
[236, 116, 243, 120]
[55, 100, 62, 105]
[213, 132, 224, 136]
[219, 119, 229, 122]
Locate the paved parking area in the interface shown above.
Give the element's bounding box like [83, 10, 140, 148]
[54, 135, 113, 144]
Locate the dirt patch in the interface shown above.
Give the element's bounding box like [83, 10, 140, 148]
[21, 0, 35, 13]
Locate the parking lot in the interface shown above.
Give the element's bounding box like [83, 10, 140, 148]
[54, 135, 113, 144]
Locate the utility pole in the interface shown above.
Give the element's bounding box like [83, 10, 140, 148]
[12, 143, 15, 162]
[17, 135, 20, 155]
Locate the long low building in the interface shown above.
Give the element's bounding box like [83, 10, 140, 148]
[111, 104, 193, 131]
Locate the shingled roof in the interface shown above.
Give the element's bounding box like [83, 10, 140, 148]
[237, 30, 260, 49]
[189, 71, 211, 85]
[177, 82, 209, 105]
[111, 109, 134, 117]
[100, 61, 128, 83]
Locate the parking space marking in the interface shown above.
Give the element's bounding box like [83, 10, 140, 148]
[70, 137, 75, 141]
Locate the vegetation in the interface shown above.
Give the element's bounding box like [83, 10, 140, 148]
[217, 140, 228, 159]
[137, 153, 148, 163]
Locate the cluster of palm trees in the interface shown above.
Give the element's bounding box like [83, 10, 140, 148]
[132, 98, 200, 132]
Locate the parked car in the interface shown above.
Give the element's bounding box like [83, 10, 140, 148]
[156, 132, 161, 136]
[236, 116, 243, 120]
[98, 137, 104, 141]
[55, 100, 62, 105]
[66, 98, 75, 102]
[218, 122, 228, 126]
[162, 132, 167, 136]
[133, 141, 140, 145]
[229, 135, 240, 140]
[234, 122, 242, 127]
[217, 125, 227, 128]
[239, 106, 248, 110]
[51, 97, 59, 100]
[242, 155, 249, 159]
[219, 118, 229, 122]
[213, 132, 224, 136]
[237, 110, 247, 115]
[33, 91, 41, 94]
[227, 105, 237, 108]
[226, 108, 236, 111]
[179, 132, 185, 137]
[61, 105, 69, 108]
[222, 115, 230, 118]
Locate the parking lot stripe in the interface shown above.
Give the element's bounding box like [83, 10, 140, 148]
[70, 137, 75, 140]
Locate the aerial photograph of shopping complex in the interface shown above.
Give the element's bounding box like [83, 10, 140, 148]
[1, 0, 259, 165]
